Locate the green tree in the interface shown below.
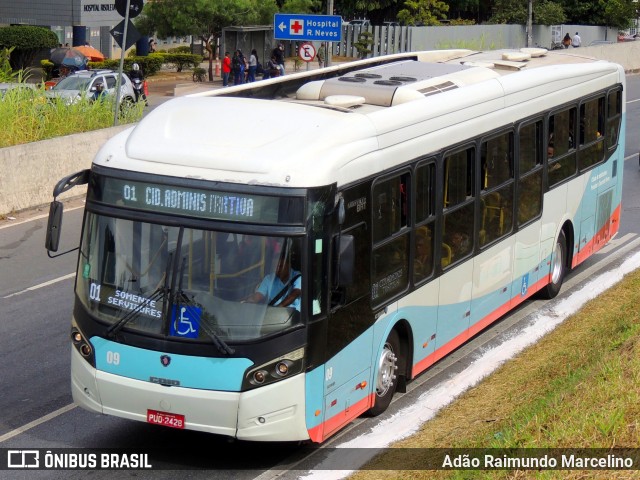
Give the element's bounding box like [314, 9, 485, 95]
[397, 0, 450, 26]
[490, 0, 565, 25]
[337, 0, 403, 25]
[353, 31, 374, 57]
[281, 0, 321, 13]
[490, 0, 635, 27]
[534, 1, 566, 25]
[136, 0, 278, 81]
[0, 26, 58, 71]
[596, 0, 637, 30]
[560, 0, 599, 24]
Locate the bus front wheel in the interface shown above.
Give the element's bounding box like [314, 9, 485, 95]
[541, 230, 567, 299]
[367, 330, 400, 416]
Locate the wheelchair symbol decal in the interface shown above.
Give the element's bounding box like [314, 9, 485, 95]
[521, 274, 529, 296]
[170, 304, 202, 338]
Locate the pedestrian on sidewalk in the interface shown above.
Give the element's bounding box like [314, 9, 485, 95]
[222, 52, 231, 87]
[572, 32, 581, 48]
[247, 49, 258, 82]
[317, 43, 326, 68]
[272, 43, 285, 76]
[232, 50, 245, 85]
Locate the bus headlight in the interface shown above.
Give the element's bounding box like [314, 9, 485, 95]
[71, 326, 96, 367]
[242, 348, 304, 391]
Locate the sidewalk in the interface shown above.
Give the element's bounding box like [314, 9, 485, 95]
[145, 58, 347, 99]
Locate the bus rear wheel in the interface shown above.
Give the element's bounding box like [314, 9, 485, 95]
[541, 230, 567, 299]
[367, 329, 400, 416]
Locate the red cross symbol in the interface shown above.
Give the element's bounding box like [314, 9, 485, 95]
[290, 19, 304, 35]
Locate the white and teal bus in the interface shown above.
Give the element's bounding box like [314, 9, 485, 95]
[46, 48, 624, 443]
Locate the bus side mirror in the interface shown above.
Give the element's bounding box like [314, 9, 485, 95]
[334, 234, 355, 287]
[45, 200, 64, 252]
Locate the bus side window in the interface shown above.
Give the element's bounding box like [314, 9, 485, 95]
[480, 132, 514, 246]
[606, 88, 622, 154]
[517, 119, 543, 226]
[443, 147, 474, 264]
[548, 107, 578, 187]
[372, 172, 410, 305]
[414, 161, 436, 282]
[579, 96, 605, 172]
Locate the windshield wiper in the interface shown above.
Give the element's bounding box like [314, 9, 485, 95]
[175, 256, 235, 355]
[107, 252, 173, 338]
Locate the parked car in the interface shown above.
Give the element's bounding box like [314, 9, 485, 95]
[0, 82, 37, 99]
[618, 33, 639, 42]
[46, 69, 136, 105]
[348, 19, 371, 27]
[588, 40, 615, 46]
[382, 21, 399, 27]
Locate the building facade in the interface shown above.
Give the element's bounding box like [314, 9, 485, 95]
[0, 0, 191, 59]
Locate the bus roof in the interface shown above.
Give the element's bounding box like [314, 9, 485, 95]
[97, 49, 624, 189]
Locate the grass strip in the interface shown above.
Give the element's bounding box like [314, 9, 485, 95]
[350, 267, 640, 479]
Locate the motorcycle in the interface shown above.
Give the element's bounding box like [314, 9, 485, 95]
[132, 78, 148, 106]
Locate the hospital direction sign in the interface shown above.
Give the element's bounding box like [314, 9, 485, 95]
[274, 13, 343, 41]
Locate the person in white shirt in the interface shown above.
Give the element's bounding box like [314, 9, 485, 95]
[572, 32, 581, 48]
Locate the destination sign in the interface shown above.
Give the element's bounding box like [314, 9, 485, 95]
[90, 177, 304, 224]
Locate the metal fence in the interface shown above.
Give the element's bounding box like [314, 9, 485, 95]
[333, 25, 412, 58]
[218, 23, 618, 63]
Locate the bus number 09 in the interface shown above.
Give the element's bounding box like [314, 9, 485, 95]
[106, 351, 120, 365]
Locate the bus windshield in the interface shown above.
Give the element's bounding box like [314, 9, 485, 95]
[76, 212, 303, 342]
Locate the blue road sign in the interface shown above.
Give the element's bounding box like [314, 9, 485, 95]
[274, 14, 342, 42]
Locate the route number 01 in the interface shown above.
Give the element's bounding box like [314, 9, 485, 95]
[89, 282, 101, 301]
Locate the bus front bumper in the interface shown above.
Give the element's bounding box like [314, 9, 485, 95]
[71, 347, 310, 441]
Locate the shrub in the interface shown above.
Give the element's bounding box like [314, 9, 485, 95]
[157, 53, 202, 72]
[89, 54, 164, 76]
[168, 46, 191, 54]
[354, 31, 373, 58]
[40, 59, 55, 80]
[0, 25, 58, 70]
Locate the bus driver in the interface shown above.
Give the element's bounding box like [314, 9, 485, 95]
[243, 246, 301, 311]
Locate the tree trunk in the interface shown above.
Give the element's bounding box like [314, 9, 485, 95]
[202, 36, 214, 82]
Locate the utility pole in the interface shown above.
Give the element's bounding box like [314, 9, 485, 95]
[114, 0, 130, 126]
[527, 0, 533, 47]
[327, 0, 333, 66]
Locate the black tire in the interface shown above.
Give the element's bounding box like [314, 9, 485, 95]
[540, 230, 567, 299]
[367, 329, 400, 416]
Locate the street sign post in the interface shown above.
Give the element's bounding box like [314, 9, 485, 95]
[115, 0, 143, 18]
[298, 43, 316, 71]
[274, 13, 342, 42]
[298, 43, 316, 62]
[111, 0, 144, 127]
[110, 19, 141, 51]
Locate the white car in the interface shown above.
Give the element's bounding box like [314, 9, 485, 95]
[46, 69, 136, 104]
[348, 19, 371, 27]
[0, 82, 37, 99]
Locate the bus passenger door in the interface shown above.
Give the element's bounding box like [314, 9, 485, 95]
[323, 186, 375, 439]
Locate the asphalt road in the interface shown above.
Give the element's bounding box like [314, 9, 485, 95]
[0, 74, 639, 479]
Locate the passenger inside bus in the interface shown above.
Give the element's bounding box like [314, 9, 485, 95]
[414, 226, 433, 280]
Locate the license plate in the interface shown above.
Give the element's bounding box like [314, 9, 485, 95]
[147, 409, 185, 429]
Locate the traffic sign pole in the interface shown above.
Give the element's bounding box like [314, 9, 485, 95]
[113, 0, 130, 126]
[298, 43, 316, 71]
[327, 0, 334, 67]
